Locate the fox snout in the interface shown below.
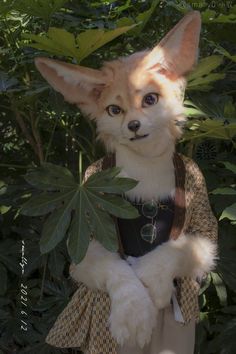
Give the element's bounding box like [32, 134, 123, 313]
[128, 120, 141, 132]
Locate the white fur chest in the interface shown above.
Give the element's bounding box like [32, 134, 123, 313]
[115, 147, 175, 202]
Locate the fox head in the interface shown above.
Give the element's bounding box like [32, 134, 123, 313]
[35, 11, 201, 157]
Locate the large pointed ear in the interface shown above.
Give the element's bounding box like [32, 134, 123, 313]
[146, 11, 201, 78]
[35, 57, 108, 106]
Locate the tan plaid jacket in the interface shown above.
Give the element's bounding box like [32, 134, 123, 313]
[46, 154, 218, 353]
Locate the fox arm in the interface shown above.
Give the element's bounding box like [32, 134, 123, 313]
[132, 167, 218, 309]
[70, 239, 143, 292]
[70, 240, 157, 347]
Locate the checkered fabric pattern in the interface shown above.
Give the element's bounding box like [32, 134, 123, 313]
[46, 154, 218, 352]
[46, 282, 117, 353]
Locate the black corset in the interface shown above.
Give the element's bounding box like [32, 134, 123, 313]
[117, 198, 175, 257]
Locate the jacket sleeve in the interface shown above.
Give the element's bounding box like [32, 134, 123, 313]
[184, 158, 218, 245]
[175, 158, 218, 323]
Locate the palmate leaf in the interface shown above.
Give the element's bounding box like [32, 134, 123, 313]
[21, 190, 74, 216]
[67, 192, 91, 263]
[24, 163, 76, 191]
[183, 119, 236, 141]
[87, 191, 139, 219]
[23, 24, 136, 63]
[187, 56, 225, 91]
[40, 189, 79, 253]
[76, 25, 136, 62]
[85, 167, 138, 193]
[22, 162, 139, 263]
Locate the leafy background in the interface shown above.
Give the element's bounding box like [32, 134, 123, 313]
[0, 0, 236, 353]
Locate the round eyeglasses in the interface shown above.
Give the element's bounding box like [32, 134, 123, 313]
[140, 199, 158, 244]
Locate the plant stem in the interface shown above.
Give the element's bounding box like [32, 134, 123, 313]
[79, 151, 83, 184]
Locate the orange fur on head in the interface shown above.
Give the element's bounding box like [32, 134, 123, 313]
[35, 11, 201, 155]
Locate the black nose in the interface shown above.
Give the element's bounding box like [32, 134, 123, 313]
[128, 120, 141, 132]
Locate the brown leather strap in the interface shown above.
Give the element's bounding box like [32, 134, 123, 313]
[102, 154, 116, 170]
[102, 152, 186, 250]
[170, 153, 186, 240]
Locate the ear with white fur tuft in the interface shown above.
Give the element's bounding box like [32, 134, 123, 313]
[146, 11, 201, 78]
[35, 57, 107, 109]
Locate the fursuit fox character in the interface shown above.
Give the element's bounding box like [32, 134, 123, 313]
[35, 11, 218, 354]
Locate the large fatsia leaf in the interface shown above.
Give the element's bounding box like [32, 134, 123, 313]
[67, 192, 91, 263]
[183, 119, 236, 141]
[187, 56, 225, 91]
[201, 8, 236, 24]
[76, 25, 136, 62]
[23, 24, 136, 63]
[84, 167, 138, 194]
[24, 162, 76, 191]
[14, 0, 66, 20]
[22, 163, 139, 263]
[39, 190, 78, 253]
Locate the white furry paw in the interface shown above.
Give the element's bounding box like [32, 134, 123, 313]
[146, 273, 174, 309]
[132, 260, 174, 310]
[109, 282, 157, 348]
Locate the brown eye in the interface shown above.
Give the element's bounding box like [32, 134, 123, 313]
[142, 93, 159, 107]
[106, 105, 123, 117]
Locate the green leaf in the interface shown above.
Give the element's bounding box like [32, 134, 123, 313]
[187, 73, 225, 91]
[76, 25, 136, 62]
[47, 27, 79, 58]
[221, 162, 236, 174]
[82, 189, 118, 252]
[87, 191, 139, 219]
[211, 272, 227, 306]
[24, 164, 76, 191]
[23, 163, 140, 261]
[84, 167, 121, 185]
[214, 45, 236, 63]
[211, 187, 236, 195]
[188, 56, 223, 81]
[183, 119, 236, 141]
[0, 263, 7, 295]
[220, 203, 236, 221]
[40, 190, 78, 253]
[184, 100, 207, 118]
[14, 0, 66, 20]
[85, 176, 138, 194]
[23, 33, 67, 56]
[133, 0, 160, 34]
[24, 25, 135, 62]
[67, 193, 91, 263]
[21, 190, 74, 216]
